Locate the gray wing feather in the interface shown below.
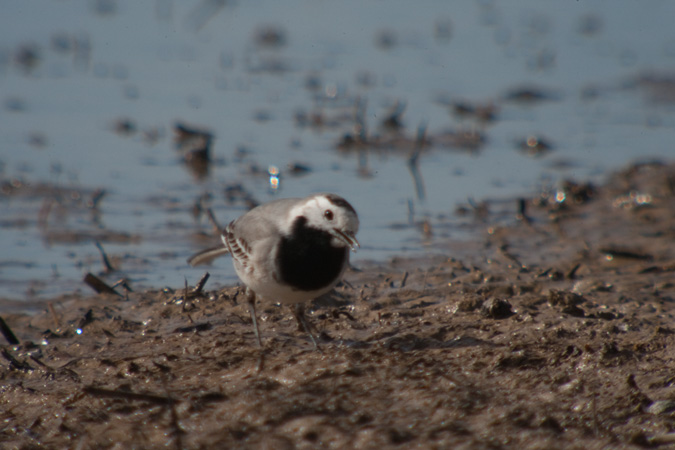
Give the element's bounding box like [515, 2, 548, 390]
[188, 197, 301, 267]
[229, 198, 300, 243]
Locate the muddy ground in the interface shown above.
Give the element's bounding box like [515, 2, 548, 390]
[1, 161, 675, 449]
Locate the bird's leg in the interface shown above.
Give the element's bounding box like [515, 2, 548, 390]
[246, 287, 263, 348]
[293, 303, 321, 352]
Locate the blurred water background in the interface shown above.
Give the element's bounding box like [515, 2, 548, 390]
[1, 0, 674, 302]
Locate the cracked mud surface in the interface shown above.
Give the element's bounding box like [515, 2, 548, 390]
[2, 161, 675, 449]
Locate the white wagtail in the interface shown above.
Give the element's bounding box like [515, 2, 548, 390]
[188, 193, 359, 348]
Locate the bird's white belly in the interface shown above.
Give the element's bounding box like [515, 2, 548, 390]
[255, 281, 331, 305]
[235, 260, 338, 305]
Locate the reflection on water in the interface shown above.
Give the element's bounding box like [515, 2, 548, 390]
[1, 0, 675, 301]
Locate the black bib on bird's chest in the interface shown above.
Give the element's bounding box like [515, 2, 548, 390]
[277, 216, 348, 291]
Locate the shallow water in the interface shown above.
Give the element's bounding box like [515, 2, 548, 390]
[1, 0, 674, 301]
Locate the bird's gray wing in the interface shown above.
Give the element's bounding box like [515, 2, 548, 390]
[228, 197, 300, 243]
[188, 198, 301, 267]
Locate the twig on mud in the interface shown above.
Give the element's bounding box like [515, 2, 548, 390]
[498, 243, 525, 271]
[88, 188, 106, 209]
[1, 348, 33, 372]
[340, 278, 355, 290]
[182, 279, 194, 323]
[29, 354, 80, 381]
[82, 386, 176, 405]
[0, 316, 19, 345]
[193, 272, 210, 294]
[111, 278, 134, 293]
[516, 198, 533, 225]
[77, 309, 95, 331]
[205, 208, 221, 234]
[566, 263, 581, 280]
[47, 302, 61, 329]
[173, 322, 211, 334]
[83, 273, 122, 296]
[599, 246, 654, 262]
[27, 354, 57, 380]
[407, 123, 428, 202]
[95, 241, 116, 273]
[169, 273, 210, 311]
[400, 271, 409, 289]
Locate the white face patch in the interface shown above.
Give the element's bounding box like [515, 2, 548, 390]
[286, 194, 359, 239]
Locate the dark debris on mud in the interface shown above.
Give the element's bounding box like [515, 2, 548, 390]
[1, 162, 675, 449]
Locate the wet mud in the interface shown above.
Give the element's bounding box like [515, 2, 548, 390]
[1, 161, 675, 449]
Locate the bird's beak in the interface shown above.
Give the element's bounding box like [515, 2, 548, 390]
[334, 229, 360, 252]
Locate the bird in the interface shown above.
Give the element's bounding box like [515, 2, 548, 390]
[187, 193, 359, 349]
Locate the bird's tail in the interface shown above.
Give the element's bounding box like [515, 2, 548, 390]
[187, 246, 230, 266]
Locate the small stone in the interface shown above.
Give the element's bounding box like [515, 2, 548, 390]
[647, 400, 675, 415]
[481, 298, 514, 319]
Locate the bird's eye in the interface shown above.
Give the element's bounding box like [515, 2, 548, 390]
[324, 209, 334, 221]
